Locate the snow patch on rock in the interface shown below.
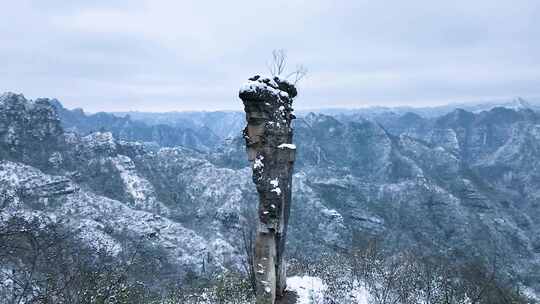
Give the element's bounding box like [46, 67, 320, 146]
[110, 155, 169, 214]
[278, 143, 296, 149]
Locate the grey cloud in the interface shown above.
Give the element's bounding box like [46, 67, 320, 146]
[1, 0, 539, 112]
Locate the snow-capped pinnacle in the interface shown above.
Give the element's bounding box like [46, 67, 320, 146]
[240, 73, 298, 301]
[240, 78, 280, 96]
[239, 74, 297, 99]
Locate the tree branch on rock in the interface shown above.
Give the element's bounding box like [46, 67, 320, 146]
[267, 49, 307, 85]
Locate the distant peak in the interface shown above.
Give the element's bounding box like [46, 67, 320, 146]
[45, 98, 64, 109]
[0, 92, 27, 103]
[435, 108, 475, 127]
[303, 112, 338, 126]
[512, 97, 532, 110]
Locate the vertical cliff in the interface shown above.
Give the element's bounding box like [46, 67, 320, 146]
[239, 75, 297, 303]
[0, 93, 64, 169]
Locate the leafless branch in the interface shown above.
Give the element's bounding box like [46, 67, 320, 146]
[266, 49, 307, 86]
[286, 64, 308, 85]
[267, 49, 287, 77]
[240, 206, 257, 295]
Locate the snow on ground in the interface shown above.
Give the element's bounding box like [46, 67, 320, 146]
[350, 282, 370, 304]
[286, 276, 371, 304]
[286, 276, 326, 304]
[523, 287, 540, 301]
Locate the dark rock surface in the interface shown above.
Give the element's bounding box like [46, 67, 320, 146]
[0, 93, 64, 169]
[275, 291, 298, 304]
[240, 75, 297, 302]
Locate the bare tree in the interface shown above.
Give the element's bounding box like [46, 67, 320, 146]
[0, 215, 168, 304]
[267, 49, 287, 77]
[240, 205, 257, 294]
[267, 49, 307, 84]
[286, 64, 308, 85]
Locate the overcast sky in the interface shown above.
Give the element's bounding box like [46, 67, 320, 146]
[1, 0, 539, 112]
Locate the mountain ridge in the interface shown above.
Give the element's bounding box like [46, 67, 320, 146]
[1, 92, 540, 296]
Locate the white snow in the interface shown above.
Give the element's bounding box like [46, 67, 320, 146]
[278, 143, 296, 149]
[0, 160, 226, 276]
[270, 178, 281, 195]
[270, 178, 279, 187]
[350, 282, 370, 304]
[523, 287, 539, 301]
[286, 276, 326, 304]
[81, 131, 116, 151]
[239, 78, 280, 96]
[286, 276, 371, 304]
[253, 156, 264, 170]
[321, 208, 342, 219]
[111, 155, 168, 214]
[271, 187, 282, 195]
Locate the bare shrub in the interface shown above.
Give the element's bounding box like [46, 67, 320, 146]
[267, 49, 307, 84]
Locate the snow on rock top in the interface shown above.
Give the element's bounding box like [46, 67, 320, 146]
[239, 76, 281, 96]
[0, 161, 77, 197]
[81, 131, 117, 153]
[239, 74, 297, 100]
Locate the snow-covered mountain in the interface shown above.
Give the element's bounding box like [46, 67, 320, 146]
[51, 100, 220, 152]
[2, 92, 540, 299]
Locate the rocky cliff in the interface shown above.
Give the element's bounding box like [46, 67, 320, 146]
[240, 75, 298, 302]
[1, 92, 540, 294]
[51, 99, 220, 152]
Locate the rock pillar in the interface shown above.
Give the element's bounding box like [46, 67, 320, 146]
[239, 75, 297, 304]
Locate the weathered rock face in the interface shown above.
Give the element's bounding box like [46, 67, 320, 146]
[51, 99, 221, 152]
[239, 75, 297, 303]
[3, 91, 540, 296]
[0, 94, 247, 284]
[0, 93, 64, 169]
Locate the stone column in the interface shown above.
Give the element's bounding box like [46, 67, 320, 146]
[239, 75, 297, 304]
